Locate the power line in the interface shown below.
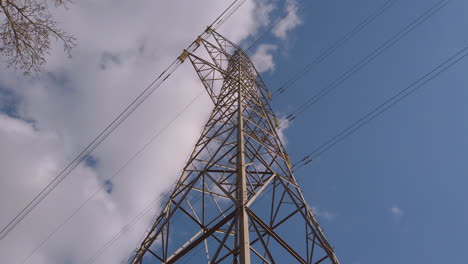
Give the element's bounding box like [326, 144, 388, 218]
[86, 133, 238, 263]
[252, 42, 468, 222]
[279, 0, 450, 128]
[20, 0, 252, 260]
[272, 0, 398, 97]
[119, 252, 134, 264]
[105, 2, 453, 258]
[80, 1, 462, 262]
[212, 0, 247, 30]
[248, 0, 452, 203]
[21, 91, 205, 263]
[86, 162, 210, 263]
[0, 60, 179, 241]
[86, 189, 172, 264]
[0, 0, 247, 241]
[16, 0, 456, 261]
[292, 43, 468, 171]
[105, 38, 467, 260]
[211, 0, 242, 29]
[82, 11, 467, 262]
[87, 134, 221, 263]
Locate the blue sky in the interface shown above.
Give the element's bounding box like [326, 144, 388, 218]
[247, 0, 468, 262]
[1, 0, 467, 263]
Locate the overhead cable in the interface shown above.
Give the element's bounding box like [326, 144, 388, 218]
[293, 43, 468, 171]
[279, 0, 450, 128]
[21, 91, 205, 264]
[272, 0, 398, 97]
[0, 0, 247, 241]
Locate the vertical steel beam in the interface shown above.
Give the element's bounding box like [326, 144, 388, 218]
[236, 52, 251, 264]
[131, 30, 340, 264]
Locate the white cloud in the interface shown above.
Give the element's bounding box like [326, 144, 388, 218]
[248, 0, 306, 151]
[311, 206, 336, 221]
[272, 0, 302, 40]
[251, 43, 278, 73]
[275, 114, 290, 145]
[0, 0, 281, 264]
[254, 0, 276, 28]
[0, 113, 35, 136]
[249, 0, 303, 76]
[390, 205, 404, 217]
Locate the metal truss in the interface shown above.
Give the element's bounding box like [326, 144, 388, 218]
[131, 29, 339, 264]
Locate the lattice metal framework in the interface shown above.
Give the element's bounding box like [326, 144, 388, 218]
[131, 29, 339, 264]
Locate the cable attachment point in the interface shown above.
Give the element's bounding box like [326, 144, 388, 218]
[274, 116, 280, 128]
[195, 36, 203, 46]
[178, 50, 189, 63]
[285, 154, 291, 167]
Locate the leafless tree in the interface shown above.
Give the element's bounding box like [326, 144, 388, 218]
[0, 0, 75, 74]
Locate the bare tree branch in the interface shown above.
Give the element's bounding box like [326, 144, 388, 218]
[0, 0, 75, 74]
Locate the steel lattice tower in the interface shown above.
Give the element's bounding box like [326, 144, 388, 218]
[131, 29, 339, 264]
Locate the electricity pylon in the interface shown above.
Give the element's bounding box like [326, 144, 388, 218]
[131, 29, 339, 264]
